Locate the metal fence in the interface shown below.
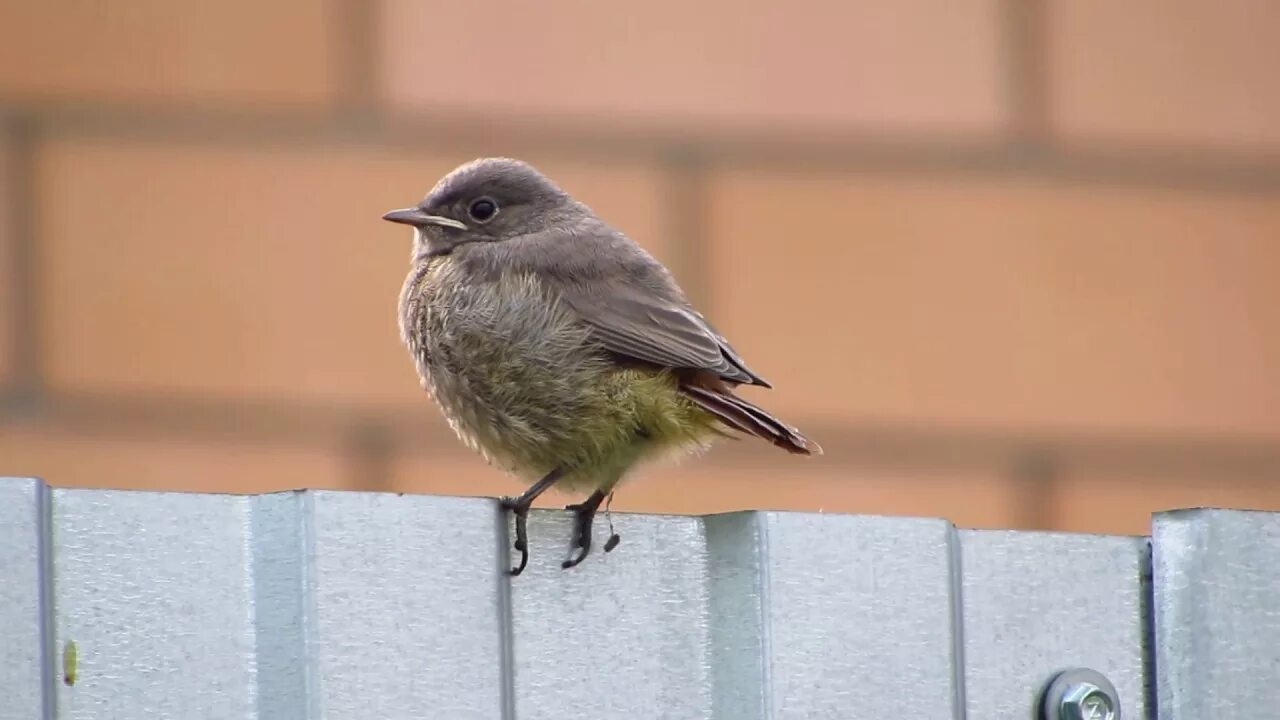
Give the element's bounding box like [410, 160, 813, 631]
[1, 476, 1277, 719]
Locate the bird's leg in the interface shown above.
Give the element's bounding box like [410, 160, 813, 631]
[562, 489, 608, 569]
[603, 491, 621, 553]
[499, 467, 564, 576]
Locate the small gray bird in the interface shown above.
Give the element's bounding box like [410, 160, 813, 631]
[384, 158, 820, 575]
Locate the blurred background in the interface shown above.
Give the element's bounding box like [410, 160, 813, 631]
[0, 0, 1277, 536]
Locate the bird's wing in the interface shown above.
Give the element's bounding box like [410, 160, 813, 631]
[558, 277, 772, 388]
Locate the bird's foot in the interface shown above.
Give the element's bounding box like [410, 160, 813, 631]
[498, 467, 567, 577]
[500, 496, 531, 576]
[562, 490, 607, 569]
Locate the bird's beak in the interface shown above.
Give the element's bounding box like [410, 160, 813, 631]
[381, 207, 468, 230]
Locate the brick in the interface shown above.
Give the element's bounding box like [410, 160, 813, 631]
[392, 451, 1021, 530]
[1049, 0, 1280, 148]
[1050, 470, 1280, 536]
[379, 0, 1005, 136]
[708, 171, 1280, 437]
[391, 453, 526, 503]
[38, 138, 668, 406]
[0, 424, 344, 493]
[616, 462, 1020, 530]
[0, 1, 337, 105]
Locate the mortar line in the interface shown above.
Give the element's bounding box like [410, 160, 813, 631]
[7, 101, 1280, 194]
[1001, 0, 1051, 143]
[660, 149, 713, 311]
[6, 115, 44, 408]
[333, 0, 381, 120]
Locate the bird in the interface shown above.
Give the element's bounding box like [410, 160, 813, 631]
[383, 158, 820, 575]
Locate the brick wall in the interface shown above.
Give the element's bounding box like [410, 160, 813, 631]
[2, 1, 1278, 534]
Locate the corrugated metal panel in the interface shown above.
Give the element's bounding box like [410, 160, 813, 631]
[0, 477, 51, 720]
[2, 476, 1276, 718]
[52, 486, 262, 719]
[1154, 508, 1280, 718]
[960, 530, 1148, 717]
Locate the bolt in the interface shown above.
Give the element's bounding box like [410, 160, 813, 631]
[1061, 681, 1115, 720]
[1041, 668, 1120, 720]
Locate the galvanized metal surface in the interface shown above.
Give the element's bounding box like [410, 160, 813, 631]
[2, 476, 1277, 719]
[52, 487, 261, 719]
[1153, 508, 1280, 719]
[960, 530, 1147, 718]
[0, 477, 50, 720]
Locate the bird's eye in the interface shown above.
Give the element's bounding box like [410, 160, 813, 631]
[468, 198, 498, 223]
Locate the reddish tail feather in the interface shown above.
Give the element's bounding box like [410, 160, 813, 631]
[681, 384, 821, 456]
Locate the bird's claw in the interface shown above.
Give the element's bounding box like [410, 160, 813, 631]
[561, 492, 608, 570]
[502, 497, 532, 576]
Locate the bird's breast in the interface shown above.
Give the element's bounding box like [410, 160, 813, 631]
[399, 259, 607, 458]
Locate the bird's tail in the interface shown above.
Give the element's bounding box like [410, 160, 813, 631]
[681, 385, 822, 456]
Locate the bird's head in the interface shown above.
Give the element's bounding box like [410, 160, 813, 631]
[383, 157, 581, 261]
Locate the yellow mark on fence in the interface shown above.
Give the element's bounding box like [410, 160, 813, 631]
[62, 640, 78, 686]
